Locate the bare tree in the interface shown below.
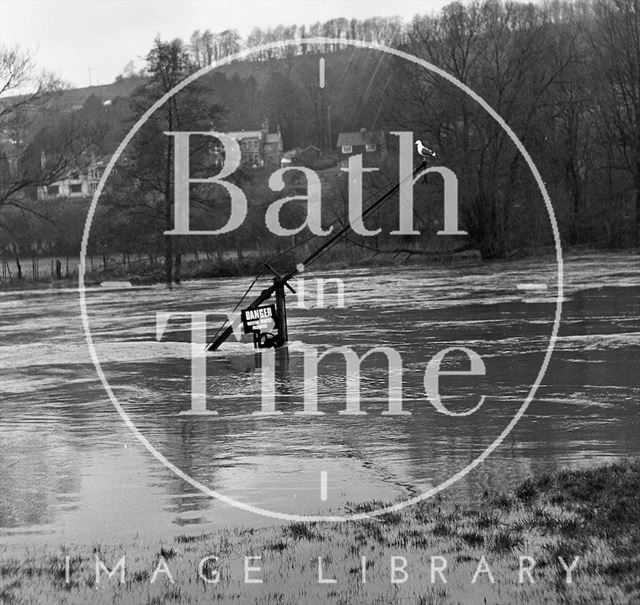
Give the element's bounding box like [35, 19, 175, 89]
[0, 45, 105, 279]
[0, 46, 77, 210]
[592, 0, 640, 244]
[396, 1, 575, 256]
[115, 37, 225, 286]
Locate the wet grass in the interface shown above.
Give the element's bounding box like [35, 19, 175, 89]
[1, 458, 638, 604]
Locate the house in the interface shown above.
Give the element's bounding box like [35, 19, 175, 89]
[280, 149, 299, 167]
[226, 118, 283, 168]
[297, 145, 322, 167]
[37, 154, 110, 200]
[336, 128, 387, 169]
[225, 130, 263, 166]
[0, 134, 18, 177]
[263, 130, 284, 167]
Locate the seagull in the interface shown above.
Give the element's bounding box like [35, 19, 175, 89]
[415, 140, 437, 157]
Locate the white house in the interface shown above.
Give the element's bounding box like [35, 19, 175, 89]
[37, 154, 110, 200]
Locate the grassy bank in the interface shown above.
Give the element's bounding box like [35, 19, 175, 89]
[1, 458, 638, 604]
[0, 247, 479, 291]
[1, 245, 637, 292]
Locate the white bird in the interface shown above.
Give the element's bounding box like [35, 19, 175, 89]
[415, 140, 436, 157]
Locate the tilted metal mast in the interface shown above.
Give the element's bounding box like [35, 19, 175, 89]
[206, 159, 428, 352]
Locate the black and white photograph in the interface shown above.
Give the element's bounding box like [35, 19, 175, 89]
[0, 0, 638, 603]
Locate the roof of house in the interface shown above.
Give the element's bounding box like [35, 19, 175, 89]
[227, 130, 262, 140]
[337, 130, 384, 148]
[264, 133, 282, 144]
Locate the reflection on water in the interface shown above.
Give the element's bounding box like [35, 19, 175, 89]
[0, 254, 638, 543]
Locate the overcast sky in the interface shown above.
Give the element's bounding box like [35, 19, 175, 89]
[0, 0, 456, 88]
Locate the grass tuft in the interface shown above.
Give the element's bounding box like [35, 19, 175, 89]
[287, 522, 316, 541]
[159, 546, 176, 560]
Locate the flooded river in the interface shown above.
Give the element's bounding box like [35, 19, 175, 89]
[0, 253, 638, 543]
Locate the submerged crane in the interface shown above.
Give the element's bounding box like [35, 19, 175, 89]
[206, 153, 432, 352]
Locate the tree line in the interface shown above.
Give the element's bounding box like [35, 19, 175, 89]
[121, 0, 640, 270]
[185, 0, 639, 253]
[0, 0, 638, 286]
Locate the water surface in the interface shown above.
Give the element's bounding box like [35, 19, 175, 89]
[1, 253, 638, 543]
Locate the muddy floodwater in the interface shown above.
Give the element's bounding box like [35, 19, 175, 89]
[1, 253, 638, 544]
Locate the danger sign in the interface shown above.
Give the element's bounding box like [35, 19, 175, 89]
[241, 305, 277, 334]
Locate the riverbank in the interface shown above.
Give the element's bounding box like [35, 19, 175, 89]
[1, 245, 637, 292]
[1, 458, 638, 604]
